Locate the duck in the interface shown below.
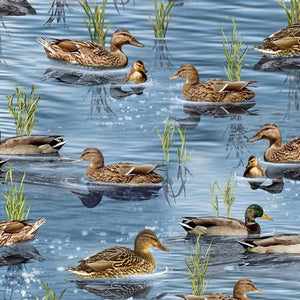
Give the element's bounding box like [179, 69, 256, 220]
[248, 123, 300, 162]
[68, 229, 169, 278]
[243, 156, 265, 178]
[126, 60, 147, 84]
[75, 147, 163, 184]
[0, 135, 66, 155]
[37, 29, 144, 68]
[254, 22, 300, 56]
[170, 64, 256, 103]
[180, 204, 273, 236]
[238, 234, 300, 254]
[0, 218, 45, 246]
[176, 278, 262, 300]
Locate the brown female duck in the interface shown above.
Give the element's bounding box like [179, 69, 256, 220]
[0, 218, 45, 246]
[68, 229, 169, 278]
[248, 123, 300, 162]
[76, 147, 163, 184]
[180, 204, 273, 236]
[170, 64, 256, 103]
[243, 156, 265, 178]
[37, 29, 144, 68]
[177, 279, 262, 300]
[126, 60, 147, 83]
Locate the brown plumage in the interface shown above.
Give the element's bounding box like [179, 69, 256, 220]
[76, 148, 163, 184]
[248, 123, 300, 162]
[37, 29, 144, 68]
[126, 60, 147, 83]
[0, 135, 66, 155]
[68, 229, 169, 278]
[0, 218, 45, 246]
[243, 156, 265, 178]
[176, 278, 262, 300]
[254, 23, 300, 56]
[170, 64, 256, 103]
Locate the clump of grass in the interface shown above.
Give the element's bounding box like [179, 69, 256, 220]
[6, 85, 41, 136]
[149, 0, 174, 38]
[2, 167, 30, 221]
[210, 182, 219, 217]
[221, 18, 248, 81]
[36, 282, 66, 300]
[278, 0, 300, 25]
[80, 0, 112, 46]
[185, 236, 212, 296]
[176, 127, 194, 164]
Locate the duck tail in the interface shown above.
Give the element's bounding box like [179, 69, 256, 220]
[37, 37, 55, 54]
[179, 220, 194, 233]
[30, 218, 46, 233]
[50, 136, 66, 150]
[238, 240, 255, 249]
[0, 159, 9, 168]
[253, 45, 277, 55]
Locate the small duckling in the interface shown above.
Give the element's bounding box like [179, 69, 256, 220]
[126, 60, 147, 84]
[243, 156, 265, 178]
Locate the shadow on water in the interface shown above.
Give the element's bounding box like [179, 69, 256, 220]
[113, 0, 135, 14]
[0, 0, 36, 16]
[253, 55, 300, 72]
[45, 0, 72, 28]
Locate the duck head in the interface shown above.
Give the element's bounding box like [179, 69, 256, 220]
[133, 60, 147, 74]
[246, 155, 259, 169]
[75, 148, 104, 168]
[111, 29, 144, 51]
[248, 123, 282, 146]
[170, 64, 200, 85]
[245, 204, 273, 224]
[233, 279, 263, 300]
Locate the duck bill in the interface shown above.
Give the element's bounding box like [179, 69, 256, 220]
[170, 73, 179, 80]
[143, 67, 148, 73]
[130, 38, 144, 48]
[157, 242, 170, 252]
[253, 287, 263, 294]
[262, 213, 273, 221]
[248, 134, 261, 142]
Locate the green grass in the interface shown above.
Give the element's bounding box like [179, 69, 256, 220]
[36, 282, 66, 300]
[185, 236, 212, 296]
[210, 181, 220, 217]
[80, 0, 112, 46]
[7, 85, 41, 136]
[149, 0, 174, 38]
[278, 0, 300, 25]
[2, 167, 30, 221]
[221, 18, 248, 81]
[176, 126, 194, 164]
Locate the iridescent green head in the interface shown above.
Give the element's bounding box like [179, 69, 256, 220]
[245, 204, 273, 224]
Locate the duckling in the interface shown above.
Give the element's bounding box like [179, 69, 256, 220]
[0, 135, 66, 155]
[0, 218, 45, 246]
[126, 60, 147, 83]
[170, 64, 256, 103]
[68, 229, 169, 278]
[176, 278, 262, 300]
[248, 123, 300, 162]
[243, 156, 265, 178]
[75, 148, 163, 184]
[37, 29, 144, 68]
[239, 234, 300, 254]
[254, 23, 300, 56]
[180, 204, 273, 236]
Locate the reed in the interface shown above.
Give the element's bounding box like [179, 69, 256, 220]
[149, 0, 174, 38]
[210, 181, 220, 217]
[278, 0, 300, 25]
[2, 167, 30, 221]
[221, 18, 248, 81]
[36, 282, 66, 300]
[185, 236, 212, 296]
[80, 0, 112, 46]
[176, 126, 194, 164]
[7, 85, 41, 136]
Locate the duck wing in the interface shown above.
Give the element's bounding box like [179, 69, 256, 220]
[210, 80, 257, 92]
[107, 163, 161, 176]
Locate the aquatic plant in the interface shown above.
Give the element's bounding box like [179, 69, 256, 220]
[2, 167, 30, 221]
[6, 85, 41, 136]
[210, 181, 220, 217]
[36, 282, 66, 300]
[278, 0, 300, 25]
[148, 0, 174, 38]
[221, 18, 248, 81]
[185, 236, 212, 296]
[80, 0, 112, 46]
[176, 127, 194, 164]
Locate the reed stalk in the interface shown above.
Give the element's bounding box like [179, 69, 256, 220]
[278, 0, 300, 25]
[175, 126, 194, 164]
[36, 282, 66, 300]
[210, 182, 220, 217]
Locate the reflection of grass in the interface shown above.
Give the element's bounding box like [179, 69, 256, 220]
[45, 0, 71, 27]
[36, 282, 66, 300]
[278, 0, 300, 25]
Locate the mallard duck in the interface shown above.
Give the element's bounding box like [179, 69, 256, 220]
[177, 278, 262, 300]
[180, 204, 273, 236]
[75, 148, 163, 184]
[243, 156, 265, 178]
[254, 23, 300, 56]
[126, 60, 147, 83]
[248, 123, 300, 162]
[170, 64, 256, 103]
[68, 229, 169, 278]
[37, 29, 144, 68]
[239, 234, 300, 254]
[0, 135, 66, 155]
[0, 218, 45, 246]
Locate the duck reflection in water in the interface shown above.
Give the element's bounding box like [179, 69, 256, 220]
[0, 0, 36, 16]
[253, 55, 300, 72]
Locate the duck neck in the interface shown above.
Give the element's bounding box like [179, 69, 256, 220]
[87, 153, 105, 173]
[183, 73, 200, 87]
[268, 135, 282, 148]
[134, 242, 155, 265]
[233, 287, 249, 300]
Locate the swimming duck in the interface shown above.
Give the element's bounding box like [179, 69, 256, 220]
[176, 278, 262, 300]
[75, 148, 163, 184]
[0, 135, 66, 155]
[126, 60, 147, 83]
[248, 123, 300, 162]
[68, 229, 169, 278]
[180, 204, 273, 236]
[254, 23, 300, 56]
[239, 234, 300, 254]
[0, 218, 45, 246]
[243, 156, 265, 178]
[37, 29, 144, 68]
[170, 64, 256, 103]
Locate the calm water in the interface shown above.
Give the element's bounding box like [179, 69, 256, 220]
[0, 0, 300, 299]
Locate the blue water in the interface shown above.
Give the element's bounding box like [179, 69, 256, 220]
[0, 0, 300, 299]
